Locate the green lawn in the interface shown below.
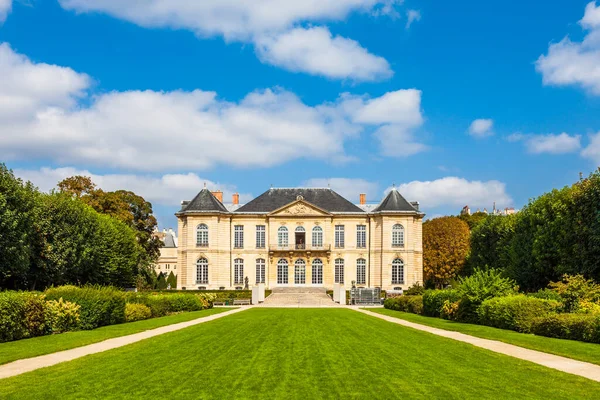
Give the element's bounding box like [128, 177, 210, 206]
[0, 308, 599, 399]
[0, 307, 233, 365]
[366, 308, 600, 366]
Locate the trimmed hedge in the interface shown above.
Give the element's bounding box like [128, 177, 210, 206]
[0, 292, 37, 342]
[125, 303, 152, 322]
[530, 313, 600, 343]
[477, 295, 561, 332]
[44, 285, 126, 330]
[384, 295, 423, 314]
[423, 289, 461, 317]
[126, 293, 214, 317]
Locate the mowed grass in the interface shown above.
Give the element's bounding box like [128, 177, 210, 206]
[0, 308, 233, 365]
[1, 309, 599, 399]
[366, 308, 600, 366]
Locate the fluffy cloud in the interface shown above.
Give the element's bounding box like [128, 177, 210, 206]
[303, 178, 379, 202]
[536, 2, 600, 94]
[0, 0, 10, 23]
[0, 44, 426, 171]
[468, 119, 494, 138]
[405, 10, 421, 29]
[13, 166, 251, 207]
[509, 132, 582, 154]
[254, 27, 392, 81]
[581, 131, 600, 163]
[58, 0, 399, 81]
[395, 177, 513, 210]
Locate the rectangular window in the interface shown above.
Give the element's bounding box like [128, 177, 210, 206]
[356, 259, 366, 285]
[256, 259, 265, 284]
[234, 259, 244, 285]
[356, 225, 366, 248]
[335, 225, 345, 248]
[256, 225, 265, 249]
[234, 225, 244, 249]
[334, 259, 344, 284]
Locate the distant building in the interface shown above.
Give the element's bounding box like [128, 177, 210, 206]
[153, 228, 178, 276]
[461, 203, 516, 216]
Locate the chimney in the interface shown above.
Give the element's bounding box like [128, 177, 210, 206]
[211, 190, 223, 202]
[232, 193, 239, 205]
[359, 193, 366, 205]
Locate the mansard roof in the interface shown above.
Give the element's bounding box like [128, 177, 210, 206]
[235, 188, 364, 213]
[163, 232, 176, 248]
[372, 188, 419, 213]
[179, 188, 228, 213]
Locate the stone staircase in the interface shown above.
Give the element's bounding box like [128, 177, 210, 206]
[261, 287, 338, 307]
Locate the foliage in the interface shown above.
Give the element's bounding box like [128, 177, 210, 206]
[477, 295, 561, 332]
[404, 283, 425, 296]
[0, 291, 31, 342]
[44, 285, 126, 330]
[548, 274, 600, 313]
[156, 273, 168, 290]
[530, 314, 600, 344]
[45, 298, 81, 333]
[126, 292, 213, 317]
[423, 217, 471, 288]
[167, 272, 177, 289]
[125, 303, 152, 322]
[23, 293, 51, 337]
[459, 211, 489, 230]
[467, 214, 516, 274]
[528, 288, 563, 303]
[383, 295, 424, 314]
[422, 289, 461, 317]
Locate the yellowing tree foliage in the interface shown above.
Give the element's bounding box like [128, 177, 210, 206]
[423, 216, 470, 288]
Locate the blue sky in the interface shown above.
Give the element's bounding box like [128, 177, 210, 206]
[1, 0, 600, 229]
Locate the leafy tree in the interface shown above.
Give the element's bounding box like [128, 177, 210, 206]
[468, 214, 517, 274]
[423, 216, 471, 289]
[459, 212, 488, 230]
[156, 273, 167, 290]
[167, 272, 177, 289]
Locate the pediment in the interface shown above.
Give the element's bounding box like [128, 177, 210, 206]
[269, 200, 331, 217]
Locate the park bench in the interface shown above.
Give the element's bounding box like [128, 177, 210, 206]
[232, 299, 251, 306]
[213, 301, 226, 306]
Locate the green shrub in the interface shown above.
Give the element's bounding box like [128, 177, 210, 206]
[44, 285, 126, 330]
[404, 283, 425, 296]
[478, 295, 561, 332]
[384, 295, 424, 314]
[548, 275, 600, 313]
[455, 269, 516, 322]
[45, 298, 81, 333]
[0, 291, 30, 342]
[125, 303, 152, 322]
[423, 289, 460, 317]
[528, 289, 563, 303]
[530, 313, 600, 343]
[24, 293, 51, 337]
[131, 293, 211, 317]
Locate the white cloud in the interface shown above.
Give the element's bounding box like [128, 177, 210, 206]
[0, 0, 11, 23]
[581, 131, 600, 163]
[303, 178, 379, 202]
[373, 124, 428, 157]
[536, 2, 600, 94]
[13, 166, 251, 207]
[57, 0, 399, 80]
[405, 9, 421, 29]
[468, 118, 494, 138]
[0, 44, 427, 171]
[509, 132, 582, 154]
[395, 177, 513, 210]
[255, 27, 392, 81]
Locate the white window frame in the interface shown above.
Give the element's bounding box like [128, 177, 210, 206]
[278, 226, 289, 248]
[334, 258, 344, 284]
[234, 258, 244, 284]
[234, 225, 244, 249]
[312, 259, 323, 285]
[335, 225, 345, 248]
[392, 258, 404, 284]
[277, 259, 288, 284]
[196, 258, 208, 284]
[256, 225, 265, 249]
[356, 225, 366, 248]
[256, 258, 265, 284]
[294, 259, 306, 285]
[196, 224, 209, 247]
[392, 224, 405, 248]
[356, 258, 366, 285]
[312, 226, 323, 248]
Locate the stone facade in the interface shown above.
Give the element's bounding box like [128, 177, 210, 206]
[176, 188, 424, 291]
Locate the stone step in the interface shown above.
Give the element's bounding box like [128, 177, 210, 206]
[270, 287, 327, 294]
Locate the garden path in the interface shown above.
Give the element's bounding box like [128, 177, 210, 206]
[354, 308, 600, 382]
[0, 307, 249, 380]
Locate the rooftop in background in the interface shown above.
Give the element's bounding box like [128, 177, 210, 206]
[235, 188, 364, 213]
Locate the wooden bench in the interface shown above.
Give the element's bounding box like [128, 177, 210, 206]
[213, 301, 226, 306]
[232, 299, 251, 306]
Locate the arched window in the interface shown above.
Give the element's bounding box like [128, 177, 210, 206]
[295, 226, 305, 232]
[278, 226, 289, 248]
[277, 259, 288, 284]
[392, 258, 404, 284]
[196, 258, 208, 284]
[356, 258, 366, 285]
[196, 224, 208, 247]
[312, 258, 323, 285]
[256, 258, 265, 284]
[234, 258, 244, 285]
[294, 259, 306, 285]
[392, 224, 405, 247]
[334, 258, 344, 284]
[312, 226, 323, 248]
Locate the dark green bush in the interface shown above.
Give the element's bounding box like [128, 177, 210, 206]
[0, 291, 30, 342]
[477, 295, 561, 332]
[530, 313, 600, 343]
[128, 293, 211, 317]
[384, 295, 423, 314]
[24, 293, 51, 337]
[528, 288, 563, 303]
[404, 283, 425, 296]
[423, 289, 461, 317]
[44, 285, 126, 330]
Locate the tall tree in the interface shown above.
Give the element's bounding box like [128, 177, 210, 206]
[468, 214, 517, 274]
[423, 216, 471, 288]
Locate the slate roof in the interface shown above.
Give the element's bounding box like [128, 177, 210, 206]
[179, 189, 228, 213]
[372, 188, 419, 213]
[163, 232, 176, 248]
[235, 188, 364, 213]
